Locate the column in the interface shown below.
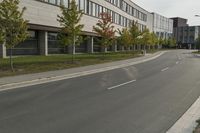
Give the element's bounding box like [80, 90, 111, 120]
[68, 44, 76, 54]
[87, 36, 94, 53]
[119, 45, 124, 51]
[101, 46, 107, 53]
[133, 45, 136, 51]
[112, 41, 117, 52]
[39, 31, 48, 56]
[0, 43, 6, 58]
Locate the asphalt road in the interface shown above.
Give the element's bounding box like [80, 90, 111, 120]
[1, 50, 200, 133]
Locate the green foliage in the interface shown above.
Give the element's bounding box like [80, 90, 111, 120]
[168, 37, 176, 48]
[57, 0, 84, 50]
[0, 31, 4, 44]
[161, 37, 177, 48]
[129, 21, 141, 46]
[150, 32, 159, 46]
[0, 0, 29, 71]
[158, 38, 164, 46]
[118, 28, 132, 48]
[93, 12, 116, 48]
[140, 29, 152, 49]
[0, 0, 28, 48]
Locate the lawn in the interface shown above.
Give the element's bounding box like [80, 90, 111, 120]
[0, 50, 152, 77]
[193, 51, 200, 54]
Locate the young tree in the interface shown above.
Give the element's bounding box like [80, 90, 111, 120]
[171, 37, 177, 48]
[93, 12, 116, 52]
[129, 21, 141, 50]
[0, 0, 29, 71]
[140, 29, 152, 50]
[150, 32, 158, 49]
[167, 37, 176, 49]
[158, 37, 164, 48]
[117, 28, 132, 51]
[57, 0, 84, 63]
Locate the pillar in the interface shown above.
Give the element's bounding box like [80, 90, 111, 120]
[119, 46, 124, 51]
[87, 36, 94, 53]
[133, 45, 136, 51]
[101, 46, 107, 53]
[112, 44, 117, 52]
[68, 44, 76, 54]
[0, 43, 6, 58]
[112, 40, 117, 52]
[39, 31, 48, 56]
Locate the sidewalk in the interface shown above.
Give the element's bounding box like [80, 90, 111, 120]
[167, 97, 200, 133]
[0, 51, 166, 91]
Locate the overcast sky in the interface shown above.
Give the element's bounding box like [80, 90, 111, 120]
[133, 0, 200, 26]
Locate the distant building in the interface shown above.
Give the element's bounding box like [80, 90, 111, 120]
[152, 13, 173, 39]
[171, 17, 200, 49]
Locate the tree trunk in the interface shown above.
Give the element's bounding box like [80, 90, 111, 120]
[9, 48, 14, 72]
[72, 35, 76, 63]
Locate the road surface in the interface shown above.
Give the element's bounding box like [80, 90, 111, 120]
[0, 50, 200, 133]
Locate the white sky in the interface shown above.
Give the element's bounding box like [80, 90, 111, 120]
[133, 0, 200, 26]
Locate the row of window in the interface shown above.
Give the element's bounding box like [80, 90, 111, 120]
[105, 0, 147, 22]
[88, 1, 133, 27]
[38, 0, 146, 31]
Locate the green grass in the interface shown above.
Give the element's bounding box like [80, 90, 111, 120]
[193, 51, 200, 54]
[0, 50, 152, 77]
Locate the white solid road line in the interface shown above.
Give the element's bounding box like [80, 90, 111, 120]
[107, 80, 136, 90]
[161, 67, 169, 72]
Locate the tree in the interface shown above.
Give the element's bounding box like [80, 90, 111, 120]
[129, 21, 141, 50]
[172, 38, 177, 48]
[0, 0, 29, 71]
[140, 29, 152, 50]
[57, 0, 84, 63]
[150, 32, 158, 49]
[93, 12, 116, 52]
[167, 37, 176, 48]
[117, 28, 132, 50]
[158, 37, 164, 48]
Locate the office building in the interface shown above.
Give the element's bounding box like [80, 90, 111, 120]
[1, 0, 176, 57]
[152, 13, 173, 39]
[171, 17, 200, 49]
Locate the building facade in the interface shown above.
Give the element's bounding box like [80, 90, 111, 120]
[152, 13, 173, 39]
[1, 0, 166, 57]
[171, 17, 200, 49]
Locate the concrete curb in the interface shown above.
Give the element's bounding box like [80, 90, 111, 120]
[0, 51, 166, 92]
[166, 96, 200, 133]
